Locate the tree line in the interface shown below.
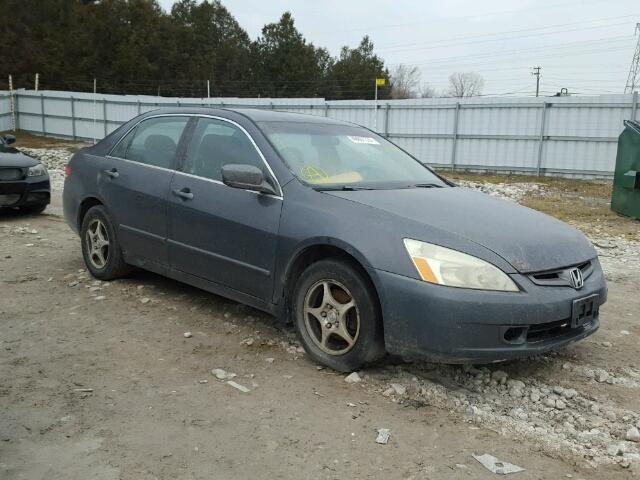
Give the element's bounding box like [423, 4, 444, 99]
[0, 0, 484, 99]
[0, 0, 392, 99]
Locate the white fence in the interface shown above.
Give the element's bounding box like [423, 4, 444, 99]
[0, 93, 12, 132]
[3, 89, 639, 178]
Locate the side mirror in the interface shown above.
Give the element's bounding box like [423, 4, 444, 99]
[222, 164, 277, 196]
[3, 134, 16, 145]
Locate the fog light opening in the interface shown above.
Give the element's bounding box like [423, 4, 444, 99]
[503, 326, 527, 345]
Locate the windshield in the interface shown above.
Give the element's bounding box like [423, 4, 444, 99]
[258, 121, 447, 190]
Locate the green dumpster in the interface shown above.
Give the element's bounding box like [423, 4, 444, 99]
[611, 120, 640, 219]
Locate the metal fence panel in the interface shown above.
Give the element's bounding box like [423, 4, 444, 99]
[457, 138, 540, 170]
[7, 89, 639, 178]
[0, 92, 12, 131]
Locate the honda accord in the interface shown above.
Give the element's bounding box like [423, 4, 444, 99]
[62, 108, 606, 371]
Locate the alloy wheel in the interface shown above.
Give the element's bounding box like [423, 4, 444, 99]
[85, 218, 110, 269]
[303, 279, 360, 355]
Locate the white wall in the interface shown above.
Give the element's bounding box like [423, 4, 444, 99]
[0, 92, 12, 132]
[10, 89, 640, 177]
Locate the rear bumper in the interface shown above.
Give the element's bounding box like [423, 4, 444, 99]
[0, 175, 50, 208]
[376, 260, 607, 363]
[62, 175, 84, 234]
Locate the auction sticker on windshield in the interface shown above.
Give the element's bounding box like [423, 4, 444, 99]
[347, 136, 380, 145]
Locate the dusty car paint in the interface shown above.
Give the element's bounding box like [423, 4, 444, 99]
[63, 107, 607, 363]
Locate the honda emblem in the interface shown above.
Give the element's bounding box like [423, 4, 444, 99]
[569, 267, 584, 289]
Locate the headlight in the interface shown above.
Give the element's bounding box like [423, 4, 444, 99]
[403, 238, 519, 292]
[27, 163, 47, 177]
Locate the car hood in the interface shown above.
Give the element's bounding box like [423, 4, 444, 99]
[325, 186, 596, 273]
[0, 145, 39, 168]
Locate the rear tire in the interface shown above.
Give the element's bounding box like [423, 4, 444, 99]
[80, 205, 131, 280]
[292, 259, 385, 372]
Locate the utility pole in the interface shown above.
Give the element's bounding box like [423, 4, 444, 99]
[374, 78, 379, 132]
[624, 23, 640, 93]
[532, 66, 542, 97]
[93, 78, 97, 145]
[8, 75, 15, 132]
[374, 78, 385, 132]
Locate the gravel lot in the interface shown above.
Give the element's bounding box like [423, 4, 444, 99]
[1, 139, 640, 479]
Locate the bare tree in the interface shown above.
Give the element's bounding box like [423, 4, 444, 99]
[447, 72, 484, 97]
[420, 83, 438, 98]
[390, 64, 421, 99]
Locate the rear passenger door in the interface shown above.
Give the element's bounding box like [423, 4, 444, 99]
[167, 116, 283, 301]
[101, 116, 190, 265]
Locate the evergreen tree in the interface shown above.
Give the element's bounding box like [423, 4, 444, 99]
[170, 0, 252, 96]
[0, 2, 391, 100]
[327, 36, 390, 100]
[251, 12, 331, 98]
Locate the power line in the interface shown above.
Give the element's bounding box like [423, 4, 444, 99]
[376, 15, 638, 53]
[624, 23, 640, 93]
[386, 34, 634, 68]
[305, 0, 611, 34]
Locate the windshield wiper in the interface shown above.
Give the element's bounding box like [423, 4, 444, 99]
[315, 185, 374, 191]
[408, 183, 444, 188]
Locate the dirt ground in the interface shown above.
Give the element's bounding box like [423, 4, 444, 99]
[2, 133, 640, 479]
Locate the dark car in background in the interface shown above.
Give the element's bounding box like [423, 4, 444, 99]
[0, 134, 50, 213]
[62, 108, 607, 371]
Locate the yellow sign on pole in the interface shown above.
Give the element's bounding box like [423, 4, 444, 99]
[376, 78, 386, 86]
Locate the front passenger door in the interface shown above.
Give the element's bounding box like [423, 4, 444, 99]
[167, 117, 283, 301]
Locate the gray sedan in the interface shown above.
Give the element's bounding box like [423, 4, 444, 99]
[62, 108, 606, 371]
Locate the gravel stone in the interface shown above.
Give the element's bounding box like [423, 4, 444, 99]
[509, 388, 524, 398]
[211, 368, 237, 380]
[390, 383, 407, 395]
[507, 379, 525, 390]
[627, 427, 640, 443]
[344, 372, 362, 384]
[491, 370, 508, 384]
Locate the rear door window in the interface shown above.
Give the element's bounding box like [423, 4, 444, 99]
[111, 116, 189, 169]
[181, 117, 265, 182]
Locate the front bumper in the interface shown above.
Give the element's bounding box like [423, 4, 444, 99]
[376, 260, 607, 363]
[0, 175, 51, 208]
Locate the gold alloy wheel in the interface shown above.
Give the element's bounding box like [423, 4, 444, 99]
[303, 279, 360, 355]
[85, 218, 110, 269]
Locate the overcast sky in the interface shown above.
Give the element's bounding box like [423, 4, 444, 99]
[157, 0, 639, 97]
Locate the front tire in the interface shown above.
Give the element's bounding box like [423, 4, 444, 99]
[292, 259, 385, 372]
[80, 205, 130, 280]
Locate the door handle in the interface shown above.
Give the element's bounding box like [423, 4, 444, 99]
[173, 188, 194, 200]
[103, 168, 119, 179]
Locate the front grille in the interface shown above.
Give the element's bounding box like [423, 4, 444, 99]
[527, 318, 576, 342]
[529, 261, 592, 287]
[0, 168, 23, 181]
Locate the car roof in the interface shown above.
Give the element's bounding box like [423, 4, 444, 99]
[138, 107, 353, 126]
[227, 108, 349, 125]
